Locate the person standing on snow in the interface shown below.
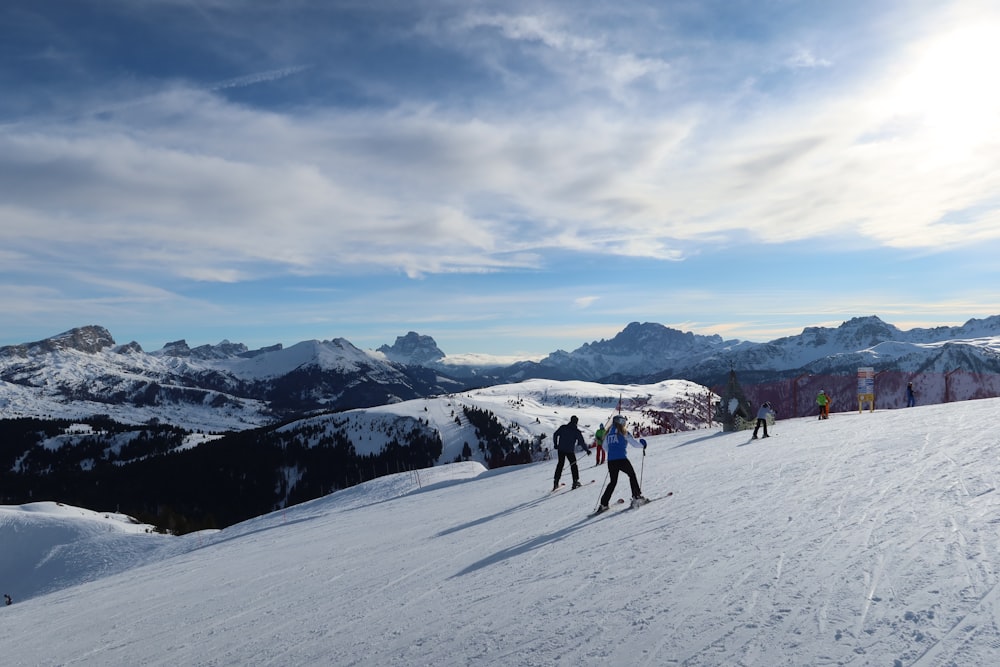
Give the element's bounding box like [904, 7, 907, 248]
[816, 390, 831, 420]
[552, 415, 591, 490]
[752, 402, 775, 439]
[597, 415, 648, 512]
[593, 424, 607, 466]
[906, 382, 916, 408]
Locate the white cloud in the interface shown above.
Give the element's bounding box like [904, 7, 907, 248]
[784, 47, 832, 69]
[209, 65, 312, 91]
[3, 3, 999, 296]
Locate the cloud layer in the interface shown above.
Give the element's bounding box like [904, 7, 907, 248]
[3, 1, 1000, 351]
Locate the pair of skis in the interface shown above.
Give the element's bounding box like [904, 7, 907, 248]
[591, 491, 672, 516]
[550, 479, 596, 493]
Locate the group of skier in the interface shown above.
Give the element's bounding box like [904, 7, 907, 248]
[549, 382, 921, 512]
[551, 414, 649, 513]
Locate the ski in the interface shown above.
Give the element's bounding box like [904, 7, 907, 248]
[550, 479, 595, 493]
[593, 492, 671, 517]
[615, 492, 673, 508]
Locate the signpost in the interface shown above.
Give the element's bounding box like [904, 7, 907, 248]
[858, 367, 875, 412]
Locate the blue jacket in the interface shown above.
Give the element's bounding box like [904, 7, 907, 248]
[604, 429, 645, 461]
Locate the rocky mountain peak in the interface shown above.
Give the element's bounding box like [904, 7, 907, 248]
[378, 332, 445, 365]
[580, 322, 725, 358]
[159, 339, 192, 357]
[158, 339, 251, 360]
[49, 325, 116, 353]
[0, 325, 116, 359]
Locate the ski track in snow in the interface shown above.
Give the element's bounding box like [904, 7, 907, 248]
[7, 400, 1000, 665]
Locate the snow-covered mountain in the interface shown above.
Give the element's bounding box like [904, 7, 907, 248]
[0, 325, 463, 431]
[679, 315, 1000, 381]
[377, 330, 446, 365]
[534, 321, 744, 381]
[6, 396, 1000, 665]
[4, 315, 1000, 432]
[431, 315, 1000, 387]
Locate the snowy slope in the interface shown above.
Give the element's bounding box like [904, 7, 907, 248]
[0, 503, 171, 601]
[5, 398, 1000, 666]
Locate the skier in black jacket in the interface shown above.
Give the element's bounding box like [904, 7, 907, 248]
[552, 415, 591, 491]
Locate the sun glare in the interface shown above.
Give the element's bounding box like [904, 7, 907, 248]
[889, 23, 1000, 153]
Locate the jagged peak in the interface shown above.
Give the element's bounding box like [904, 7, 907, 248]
[116, 341, 144, 354]
[0, 326, 116, 358]
[156, 339, 250, 360]
[159, 339, 192, 357]
[378, 331, 445, 365]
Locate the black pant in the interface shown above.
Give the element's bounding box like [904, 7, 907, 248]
[601, 458, 641, 506]
[753, 418, 768, 437]
[554, 451, 580, 486]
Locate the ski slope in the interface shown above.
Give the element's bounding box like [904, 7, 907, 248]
[5, 398, 1000, 666]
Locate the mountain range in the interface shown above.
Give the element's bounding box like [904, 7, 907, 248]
[4, 315, 1000, 533]
[4, 314, 1000, 432]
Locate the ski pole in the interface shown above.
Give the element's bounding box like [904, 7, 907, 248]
[639, 446, 646, 488]
[595, 467, 610, 511]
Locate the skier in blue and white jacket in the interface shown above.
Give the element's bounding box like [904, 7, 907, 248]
[597, 415, 648, 512]
[751, 402, 775, 439]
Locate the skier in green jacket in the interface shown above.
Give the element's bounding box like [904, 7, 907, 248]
[816, 390, 831, 420]
[593, 424, 607, 465]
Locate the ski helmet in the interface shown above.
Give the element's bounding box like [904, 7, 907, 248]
[612, 415, 627, 426]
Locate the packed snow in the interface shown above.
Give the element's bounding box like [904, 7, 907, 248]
[5, 395, 1000, 666]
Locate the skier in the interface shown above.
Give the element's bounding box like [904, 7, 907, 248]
[906, 382, 916, 408]
[816, 390, 831, 420]
[552, 415, 591, 490]
[4, 593, 11, 606]
[597, 415, 648, 512]
[593, 423, 607, 465]
[751, 402, 775, 439]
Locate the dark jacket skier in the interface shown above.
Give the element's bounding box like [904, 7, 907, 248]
[597, 415, 648, 511]
[906, 382, 916, 407]
[552, 415, 591, 490]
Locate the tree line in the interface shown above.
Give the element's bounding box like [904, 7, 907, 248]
[0, 415, 442, 534]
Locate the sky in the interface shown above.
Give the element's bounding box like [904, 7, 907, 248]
[6, 388, 1000, 665]
[3, 0, 1000, 359]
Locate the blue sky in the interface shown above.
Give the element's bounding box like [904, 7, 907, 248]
[3, 0, 1000, 359]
